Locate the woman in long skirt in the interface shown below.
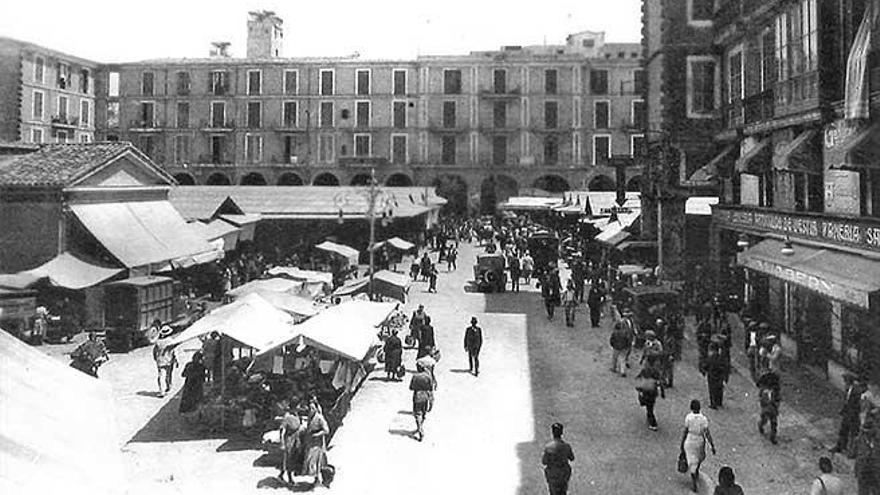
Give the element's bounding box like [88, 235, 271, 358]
[679, 399, 716, 492]
[179, 352, 207, 414]
[302, 398, 330, 486]
[384, 329, 403, 381]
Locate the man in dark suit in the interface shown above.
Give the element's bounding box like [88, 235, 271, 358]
[832, 374, 863, 455]
[417, 317, 436, 359]
[464, 316, 483, 376]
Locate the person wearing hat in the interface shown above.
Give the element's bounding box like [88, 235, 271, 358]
[757, 372, 781, 444]
[409, 361, 435, 441]
[832, 373, 865, 455]
[619, 307, 639, 368]
[464, 316, 483, 376]
[542, 422, 575, 494]
[152, 324, 177, 397]
[383, 328, 404, 381]
[702, 342, 729, 409]
[640, 330, 664, 370]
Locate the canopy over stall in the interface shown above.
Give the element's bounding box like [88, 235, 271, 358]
[266, 267, 334, 293]
[188, 220, 241, 252]
[332, 270, 412, 303]
[23, 252, 124, 290]
[69, 200, 219, 270]
[315, 241, 360, 266]
[239, 290, 319, 320]
[0, 328, 123, 495]
[371, 237, 416, 252]
[167, 293, 296, 351]
[227, 278, 305, 298]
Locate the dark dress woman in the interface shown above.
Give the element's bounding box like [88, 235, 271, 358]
[384, 331, 403, 380]
[179, 352, 207, 413]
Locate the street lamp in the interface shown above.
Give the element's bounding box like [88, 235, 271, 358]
[736, 233, 750, 249]
[334, 168, 396, 300]
[780, 237, 795, 256]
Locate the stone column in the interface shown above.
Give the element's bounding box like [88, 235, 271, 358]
[657, 195, 687, 280]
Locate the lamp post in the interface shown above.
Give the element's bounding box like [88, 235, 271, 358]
[334, 168, 396, 300]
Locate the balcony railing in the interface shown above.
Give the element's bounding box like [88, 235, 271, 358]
[338, 156, 388, 167]
[200, 119, 236, 130]
[774, 71, 819, 115]
[129, 119, 162, 129]
[478, 87, 521, 98]
[51, 115, 78, 128]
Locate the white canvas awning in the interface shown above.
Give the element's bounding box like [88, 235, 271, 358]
[24, 252, 123, 290]
[315, 241, 360, 266]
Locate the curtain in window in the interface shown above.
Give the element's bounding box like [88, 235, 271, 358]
[845, 0, 880, 119]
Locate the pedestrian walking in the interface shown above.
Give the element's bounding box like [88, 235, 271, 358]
[179, 351, 207, 414]
[152, 326, 177, 397]
[446, 246, 458, 271]
[541, 422, 575, 495]
[201, 331, 220, 385]
[464, 316, 483, 376]
[662, 326, 678, 387]
[640, 330, 664, 369]
[702, 343, 729, 409]
[696, 316, 713, 370]
[680, 399, 717, 493]
[383, 329, 403, 381]
[427, 263, 438, 293]
[713, 466, 744, 495]
[610, 320, 634, 377]
[586, 283, 604, 328]
[522, 253, 534, 285]
[417, 317, 436, 359]
[619, 308, 638, 369]
[856, 409, 880, 495]
[410, 258, 420, 281]
[832, 373, 864, 455]
[809, 456, 844, 495]
[509, 255, 521, 292]
[420, 252, 432, 281]
[635, 363, 665, 431]
[301, 398, 330, 487]
[276, 402, 302, 484]
[757, 372, 781, 445]
[409, 362, 434, 442]
[408, 305, 428, 348]
[562, 280, 577, 327]
[540, 268, 562, 321]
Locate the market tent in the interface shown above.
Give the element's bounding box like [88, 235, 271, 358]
[69, 200, 219, 269]
[24, 252, 124, 290]
[218, 214, 261, 242]
[331, 270, 411, 303]
[229, 289, 318, 320]
[188, 220, 241, 251]
[372, 237, 416, 252]
[315, 241, 360, 266]
[227, 278, 305, 298]
[259, 300, 396, 362]
[0, 328, 123, 495]
[0, 272, 43, 290]
[167, 293, 296, 351]
[267, 266, 334, 292]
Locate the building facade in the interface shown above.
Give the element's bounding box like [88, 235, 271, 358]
[0, 37, 98, 144]
[647, 0, 880, 387]
[69, 14, 645, 213]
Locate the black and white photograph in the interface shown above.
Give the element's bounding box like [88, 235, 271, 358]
[0, 0, 879, 493]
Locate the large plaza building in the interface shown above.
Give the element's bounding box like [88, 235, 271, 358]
[72, 12, 645, 212]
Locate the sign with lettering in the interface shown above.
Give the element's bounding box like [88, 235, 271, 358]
[824, 170, 860, 216]
[714, 205, 880, 254]
[740, 174, 760, 206]
[738, 255, 869, 308]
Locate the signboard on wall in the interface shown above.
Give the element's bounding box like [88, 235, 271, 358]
[738, 255, 869, 308]
[824, 169, 861, 216]
[740, 174, 760, 206]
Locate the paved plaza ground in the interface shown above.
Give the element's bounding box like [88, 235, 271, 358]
[46, 242, 857, 494]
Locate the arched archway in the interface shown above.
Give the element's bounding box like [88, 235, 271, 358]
[206, 172, 231, 185]
[532, 175, 570, 193]
[431, 174, 469, 216]
[313, 173, 340, 186]
[588, 175, 616, 191]
[173, 173, 196, 185]
[385, 173, 413, 187]
[495, 174, 519, 203]
[240, 172, 267, 186]
[626, 175, 642, 192]
[350, 173, 372, 186]
[479, 177, 498, 215]
[277, 172, 304, 186]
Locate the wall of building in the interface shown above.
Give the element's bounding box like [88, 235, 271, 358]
[0, 190, 62, 272]
[0, 42, 22, 142]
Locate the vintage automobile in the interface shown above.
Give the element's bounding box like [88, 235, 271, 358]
[473, 253, 507, 293]
[101, 276, 179, 352]
[527, 231, 560, 281]
[617, 284, 683, 332]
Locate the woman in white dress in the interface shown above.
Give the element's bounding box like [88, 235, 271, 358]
[679, 399, 716, 492]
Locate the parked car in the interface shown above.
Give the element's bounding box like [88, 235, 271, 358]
[101, 276, 177, 352]
[527, 231, 559, 281]
[473, 253, 507, 293]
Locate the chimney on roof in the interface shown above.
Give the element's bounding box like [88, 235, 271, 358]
[210, 41, 231, 58]
[247, 10, 283, 58]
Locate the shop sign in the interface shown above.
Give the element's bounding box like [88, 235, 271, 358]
[714, 206, 880, 254]
[740, 257, 868, 308]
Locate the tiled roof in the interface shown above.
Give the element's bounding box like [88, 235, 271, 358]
[0, 143, 135, 187]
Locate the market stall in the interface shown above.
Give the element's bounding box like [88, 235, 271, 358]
[331, 270, 411, 304]
[266, 267, 334, 294]
[229, 289, 319, 323]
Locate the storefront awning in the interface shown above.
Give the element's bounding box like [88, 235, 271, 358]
[690, 145, 738, 182]
[738, 239, 880, 309]
[772, 129, 821, 172]
[24, 252, 124, 290]
[735, 139, 772, 174]
[315, 241, 360, 266]
[70, 201, 216, 269]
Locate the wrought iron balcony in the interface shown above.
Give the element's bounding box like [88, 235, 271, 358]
[51, 115, 78, 128]
[744, 89, 774, 125]
[129, 119, 162, 130]
[478, 87, 522, 99]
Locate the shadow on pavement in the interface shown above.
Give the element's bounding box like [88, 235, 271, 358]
[136, 390, 165, 398]
[388, 428, 416, 440]
[128, 389, 228, 443]
[448, 368, 472, 374]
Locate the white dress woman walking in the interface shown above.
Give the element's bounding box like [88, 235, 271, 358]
[679, 399, 716, 492]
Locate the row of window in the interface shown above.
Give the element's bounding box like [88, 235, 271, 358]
[28, 127, 92, 143]
[129, 132, 644, 167]
[119, 99, 646, 131]
[32, 57, 91, 94]
[30, 90, 92, 127]
[123, 67, 645, 98]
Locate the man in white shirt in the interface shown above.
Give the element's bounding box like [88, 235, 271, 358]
[809, 456, 843, 495]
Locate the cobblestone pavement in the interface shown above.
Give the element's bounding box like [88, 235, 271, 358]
[41, 241, 857, 494]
